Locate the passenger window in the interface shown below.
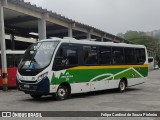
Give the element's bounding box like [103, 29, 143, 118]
[65, 49, 78, 65]
[112, 47, 124, 64]
[135, 48, 146, 64]
[99, 46, 112, 65]
[83, 46, 98, 65]
[55, 47, 78, 66]
[124, 48, 135, 64]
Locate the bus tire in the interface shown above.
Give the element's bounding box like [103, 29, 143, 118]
[118, 79, 126, 92]
[55, 85, 69, 100]
[30, 94, 42, 99]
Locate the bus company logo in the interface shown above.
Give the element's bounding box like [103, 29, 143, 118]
[61, 72, 73, 81]
[2, 112, 11, 117]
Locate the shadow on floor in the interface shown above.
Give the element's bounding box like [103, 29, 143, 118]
[20, 87, 142, 103]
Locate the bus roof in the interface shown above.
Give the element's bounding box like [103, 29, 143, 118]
[40, 37, 146, 48]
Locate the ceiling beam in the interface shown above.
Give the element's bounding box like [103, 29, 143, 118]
[5, 27, 38, 38]
[5, 16, 37, 25]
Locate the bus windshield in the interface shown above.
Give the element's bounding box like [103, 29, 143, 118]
[19, 41, 59, 70]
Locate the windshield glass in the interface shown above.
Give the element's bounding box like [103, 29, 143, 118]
[19, 41, 59, 70]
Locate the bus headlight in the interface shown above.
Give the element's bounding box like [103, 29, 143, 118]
[37, 72, 48, 82]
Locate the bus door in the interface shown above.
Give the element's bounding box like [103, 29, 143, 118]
[82, 45, 107, 91]
[53, 44, 90, 93]
[7, 54, 23, 87]
[0, 54, 15, 87]
[88, 46, 112, 91]
[6, 54, 17, 87]
[0, 52, 23, 87]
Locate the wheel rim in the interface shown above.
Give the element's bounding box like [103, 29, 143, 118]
[120, 81, 125, 91]
[57, 88, 66, 98]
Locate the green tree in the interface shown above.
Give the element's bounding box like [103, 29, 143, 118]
[117, 30, 160, 63]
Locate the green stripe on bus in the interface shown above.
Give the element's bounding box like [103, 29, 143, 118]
[51, 66, 148, 85]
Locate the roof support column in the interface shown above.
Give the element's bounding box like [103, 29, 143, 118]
[101, 37, 104, 42]
[0, 2, 8, 91]
[68, 25, 73, 37]
[68, 23, 75, 38]
[10, 34, 15, 50]
[87, 29, 93, 40]
[38, 18, 46, 40]
[87, 33, 91, 40]
[101, 34, 106, 42]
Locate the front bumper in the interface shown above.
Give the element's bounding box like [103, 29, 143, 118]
[17, 77, 50, 95]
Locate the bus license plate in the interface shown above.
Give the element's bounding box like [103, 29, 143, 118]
[24, 84, 30, 88]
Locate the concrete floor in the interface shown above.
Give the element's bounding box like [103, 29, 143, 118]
[0, 70, 160, 120]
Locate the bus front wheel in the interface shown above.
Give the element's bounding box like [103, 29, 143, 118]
[55, 85, 69, 100]
[118, 80, 126, 92]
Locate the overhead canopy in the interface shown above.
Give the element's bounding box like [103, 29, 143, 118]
[2, 0, 130, 43]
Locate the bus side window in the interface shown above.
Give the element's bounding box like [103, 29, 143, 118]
[54, 47, 78, 66]
[112, 47, 124, 64]
[99, 46, 112, 65]
[83, 46, 98, 65]
[135, 48, 146, 64]
[65, 49, 78, 65]
[124, 48, 135, 64]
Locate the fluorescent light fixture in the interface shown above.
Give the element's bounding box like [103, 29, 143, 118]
[29, 32, 39, 36]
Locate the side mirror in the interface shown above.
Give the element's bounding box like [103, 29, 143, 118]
[148, 58, 153, 63]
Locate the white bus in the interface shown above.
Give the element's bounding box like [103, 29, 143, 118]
[16, 37, 148, 100]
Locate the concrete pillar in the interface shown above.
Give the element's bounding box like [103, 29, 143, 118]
[1, 0, 7, 6]
[101, 34, 106, 42]
[87, 32, 91, 40]
[87, 29, 93, 40]
[0, 3, 8, 91]
[38, 18, 46, 40]
[68, 24, 73, 37]
[10, 34, 15, 50]
[101, 37, 104, 42]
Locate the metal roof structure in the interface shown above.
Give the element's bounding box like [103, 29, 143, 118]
[2, 0, 131, 43]
[0, 0, 153, 54]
